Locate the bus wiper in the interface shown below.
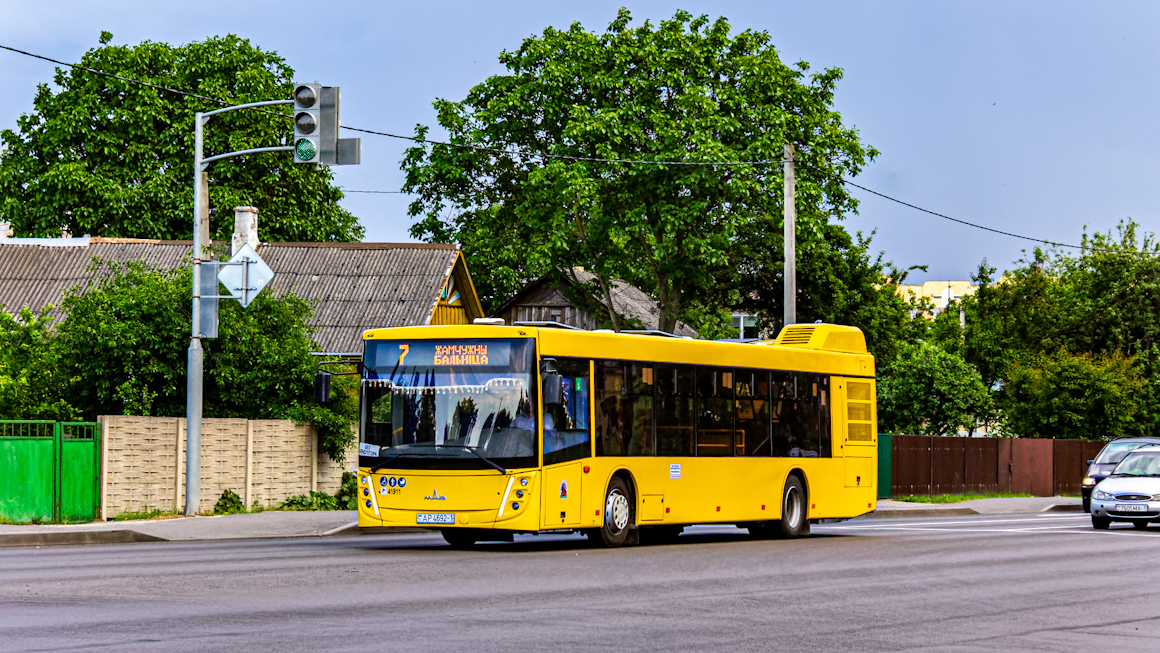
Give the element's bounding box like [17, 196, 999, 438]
[369, 443, 506, 474]
[370, 451, 428, 473]
[434, 444, 507, 474]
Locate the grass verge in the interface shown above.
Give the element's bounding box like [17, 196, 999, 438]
[893, 492, 1034, 504]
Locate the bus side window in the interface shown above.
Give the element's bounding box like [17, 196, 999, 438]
[544, 357, 592, 465]
[697, 367, 735, 456]
[595, 360, 626, 456]
[770, 373, 794, 456]
[790, 374, 829, 458]
[736, 370, 771, 456]
[656, 365, 695, 456]
[626, 363, 655, 456]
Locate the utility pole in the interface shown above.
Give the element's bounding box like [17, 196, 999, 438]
[783, 143, 796, 328]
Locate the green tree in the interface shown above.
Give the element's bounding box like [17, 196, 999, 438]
[0, 33, 362, 242]
[878, 342, 992, 436]
[1001, 349, 1143, 439]
[402, 9, 876, 329]
[0, 306, 77, 420]
[54, 259, 356, 460]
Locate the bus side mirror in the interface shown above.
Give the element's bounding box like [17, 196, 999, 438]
[542, 371, 563, 405]
[314, 372, 331, 404]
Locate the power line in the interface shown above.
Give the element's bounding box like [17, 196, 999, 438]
[839, 178, 1081, 249]
[841, 178, 1158, 257]
[5, 42, 1153, 257]
[0, 42, 786, 168]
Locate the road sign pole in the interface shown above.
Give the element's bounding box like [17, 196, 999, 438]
[186, 112, 206, 515]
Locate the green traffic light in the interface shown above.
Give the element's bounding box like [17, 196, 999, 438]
[295, 139, 317, 161]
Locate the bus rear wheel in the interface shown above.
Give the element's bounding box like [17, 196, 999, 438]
[596, 476, 635, 548]
[750, 475, 810, 539]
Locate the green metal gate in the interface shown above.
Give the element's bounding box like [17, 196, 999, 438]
[0, 420, 100, 524]
[877, 433, 893, 500]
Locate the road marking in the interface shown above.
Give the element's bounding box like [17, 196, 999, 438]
[838, 515, 1086, 529]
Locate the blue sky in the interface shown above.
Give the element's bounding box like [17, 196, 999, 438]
[2, 0, 1158, 282]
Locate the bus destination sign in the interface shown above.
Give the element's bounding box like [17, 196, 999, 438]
[374, 341, 512, 368]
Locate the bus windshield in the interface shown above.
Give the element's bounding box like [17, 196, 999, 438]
[360, 338, 537, 470]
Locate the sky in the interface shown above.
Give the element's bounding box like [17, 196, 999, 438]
[2, 0, 1159, 282]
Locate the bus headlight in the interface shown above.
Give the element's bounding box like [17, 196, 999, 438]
[512, 502, 520, 511]
[520, 477, 529, 487]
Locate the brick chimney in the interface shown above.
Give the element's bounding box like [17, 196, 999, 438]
[231, 206, 259, 254]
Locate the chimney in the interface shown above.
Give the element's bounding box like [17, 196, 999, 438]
[0, 221, 10, 240]
[231, 206, 259, 254]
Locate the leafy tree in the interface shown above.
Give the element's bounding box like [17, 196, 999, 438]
[53, 259, 356, 461]
[0, 33, 362, 242]
[1000, 349, 1144, 439]
[402, 9, 876, 330]
[0, 306, 77, 420]
[878, 341, 992, 436]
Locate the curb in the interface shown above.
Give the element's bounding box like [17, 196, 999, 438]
[0, 530, 167, 548]
[857, 508, 979, 520]
[1041, 504, 1084, 513]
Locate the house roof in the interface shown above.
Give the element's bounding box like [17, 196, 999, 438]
[0, 237, 479, 353]
[494, 268, 698, 337]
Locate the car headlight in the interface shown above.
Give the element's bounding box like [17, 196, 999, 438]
[1082, 476, 1097, 486]
[1093, 489, 1115, 501]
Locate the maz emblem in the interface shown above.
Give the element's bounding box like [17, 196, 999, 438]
[424, 488, 447, 500]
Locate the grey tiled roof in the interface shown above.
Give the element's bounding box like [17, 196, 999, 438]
[0, 238, 460, 353]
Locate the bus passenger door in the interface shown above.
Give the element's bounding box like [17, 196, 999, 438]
[542, 462, 583, 526]
[541, 357, 591, 528]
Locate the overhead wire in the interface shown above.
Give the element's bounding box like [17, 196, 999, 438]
[0, 42, 785, 168]
[2, 41, 1153, 257]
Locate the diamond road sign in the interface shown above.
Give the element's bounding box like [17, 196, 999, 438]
[216, 243, 274, 308]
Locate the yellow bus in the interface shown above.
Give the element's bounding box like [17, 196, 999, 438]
[350, 322, 877, 547]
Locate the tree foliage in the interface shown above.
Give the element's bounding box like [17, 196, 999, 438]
[0, 307, 77, 420]
[878, 342, 992, 436]
[402, 9, 876, 330]
[1000, 349, 1143, 439]
[926, 220, 1160, 437]
[0, 34, 362, 242]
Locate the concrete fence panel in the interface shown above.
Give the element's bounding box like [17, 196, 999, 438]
[100, 415, 355, 518]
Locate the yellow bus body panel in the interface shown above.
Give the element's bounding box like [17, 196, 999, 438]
[358, 324, 877, 532]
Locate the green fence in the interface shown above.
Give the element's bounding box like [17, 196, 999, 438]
[0, 420, 100, 524]
[877, 433, 892, 500]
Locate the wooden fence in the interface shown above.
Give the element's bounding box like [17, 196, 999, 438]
[888, 435, 1103, 497]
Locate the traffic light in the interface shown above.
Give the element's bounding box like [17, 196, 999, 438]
[293, 83, 321, 164]
[292, 82, 360, 165]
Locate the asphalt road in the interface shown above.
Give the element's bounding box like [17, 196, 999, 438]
[2, 513, 1158, 652]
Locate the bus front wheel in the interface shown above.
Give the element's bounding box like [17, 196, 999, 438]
[596, 477, 635, 547]
[441, 529, 478, 549]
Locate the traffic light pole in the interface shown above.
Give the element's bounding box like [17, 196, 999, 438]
[186, 99, 292, 516]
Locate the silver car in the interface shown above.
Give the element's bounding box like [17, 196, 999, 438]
[1091, 444, 1160, 530]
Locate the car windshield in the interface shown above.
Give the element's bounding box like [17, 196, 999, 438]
[1095, 441, 1150, 465]
[360, 338, 537, 470]
[1110, 450, 1160, 477]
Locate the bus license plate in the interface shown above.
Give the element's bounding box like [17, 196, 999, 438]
[1116, 504, 1148, 512]
[417, 513, 455, 525]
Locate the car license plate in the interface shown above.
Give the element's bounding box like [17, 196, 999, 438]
[417, 513, 455, 525]
[1116, 504, 1148, 512]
